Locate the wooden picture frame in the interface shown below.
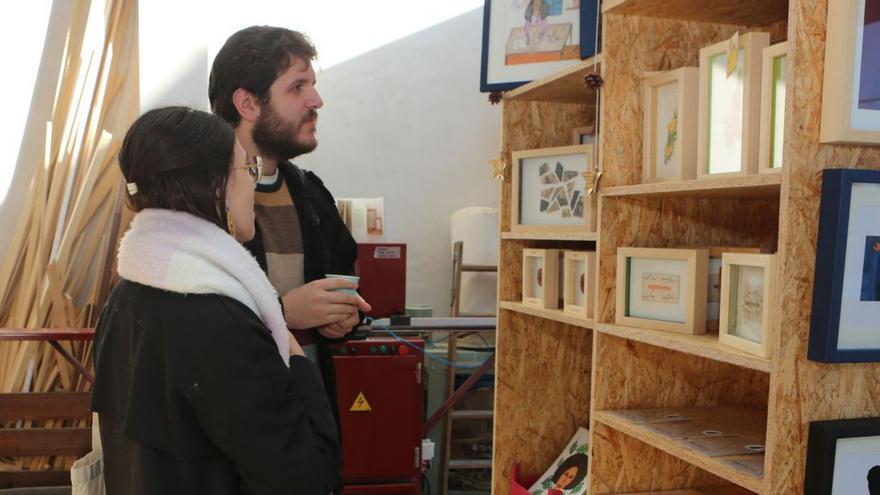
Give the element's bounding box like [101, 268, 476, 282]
[697, 32, 770, 178]
[615, 247, 709, 334]
[805, 417, 880, 495]
[758, 42, 788, 173]
[511, 145, 597, 234]
[523, 248, 560, 309]
[572, 125, 596, 145]
[809, 169, 880, 363]
[718, 253, 778, 358]
[820, 0, 880, 145]
[563, 250, 596, 318]
[642, 67, 699, 183]
[703, 246, 763, 332]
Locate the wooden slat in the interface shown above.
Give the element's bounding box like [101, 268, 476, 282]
[600, 174, 782, 199]
[505, 55, 603, 104]
[602, 0, 788, 26]
[0, 329, 95, 342]
[0, 428, 91, 457]
[0, 393, 91, 421]
[0, 469, 72, 489]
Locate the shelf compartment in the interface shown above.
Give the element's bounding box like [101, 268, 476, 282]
[501, 231, 598, 241]
[600, 174, 781, 199]
[500, 301, 594, 329]
[594, 407, 767, 494]
[594, 323, 771, 373]
[602, 0, 788, 27]
[504, 55, 602, 104]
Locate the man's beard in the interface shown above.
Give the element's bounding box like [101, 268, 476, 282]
[252, 104, 318, 162]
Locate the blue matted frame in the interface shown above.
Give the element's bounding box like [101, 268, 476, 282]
[804, 417, 880, 495]
[808, 168, 880, 363]
[479, 0, 599, 93]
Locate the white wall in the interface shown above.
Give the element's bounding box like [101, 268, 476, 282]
[298, 8, 501, 316]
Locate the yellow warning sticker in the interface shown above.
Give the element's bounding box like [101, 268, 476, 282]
[350, 392, 372, 412]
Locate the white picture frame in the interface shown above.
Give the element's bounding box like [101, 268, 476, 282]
[642, 67, 699, 183]
[563, 250, 596, 318]
[718, 253, 778, 358]
[523, 248, 560, 309]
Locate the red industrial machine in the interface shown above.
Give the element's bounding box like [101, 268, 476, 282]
[332, 337, 425, 495]
[355, 243, 406, 318]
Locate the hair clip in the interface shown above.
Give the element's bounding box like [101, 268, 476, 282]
[126, 182, 139, 195]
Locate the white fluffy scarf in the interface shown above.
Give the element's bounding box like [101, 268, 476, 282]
[117, 208, 290, 367]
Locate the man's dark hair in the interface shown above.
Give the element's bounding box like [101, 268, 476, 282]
[118, 106, 235, 231]
[869, 465, 880, 495]
[551, 453, 588, 489]
[209, 26, 318, 126]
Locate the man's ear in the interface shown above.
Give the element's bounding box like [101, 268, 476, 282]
[232, 88, 261, 124]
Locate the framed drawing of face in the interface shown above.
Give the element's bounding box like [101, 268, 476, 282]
[809, 168, 880, 363]
[758, 42, 788, 173]
[697, 32, 770, 178]
[820, 0, 880, 144]
[718, 253, 778, 358]
[805, 417, 880, 495]
[642, 67, 699, 182]
[480, 0, 599, 92]
[615, 247, 710, 334]
[563, 250, 596, 318]
[511, 145, 596, 234]
[523, 248, 560, 309]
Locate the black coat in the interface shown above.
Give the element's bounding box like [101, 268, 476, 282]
[243, 162, 359, 420]
[91, 280, 341, 495]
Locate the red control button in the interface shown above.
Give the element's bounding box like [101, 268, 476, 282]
[398, 345, 409, 356]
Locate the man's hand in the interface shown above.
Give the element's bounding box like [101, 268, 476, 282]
[281, 278, 372, 330]
[317, 309, 363, 339]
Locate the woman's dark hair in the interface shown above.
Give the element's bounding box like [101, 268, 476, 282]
[209, 26, 317, 126]
[118, 106, 235, 230]
[551, 453, 588, 489]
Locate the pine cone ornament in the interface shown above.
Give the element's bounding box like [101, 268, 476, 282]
[488, 91, 503, 105]
[584, 72, 604, 90]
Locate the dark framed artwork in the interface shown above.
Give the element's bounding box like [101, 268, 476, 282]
[805, 417, 880, 495]
[809, 168, 880, 363]
[480, 0, 599, 92]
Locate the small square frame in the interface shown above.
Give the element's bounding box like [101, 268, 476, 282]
[615, 247, 709, 334]
[563, 250, 596, 318]
[522, 248, 560, 309]
[642, 67, 699, 183]
[718, 252, 778, 358]
[697, 32, 769, 178]
[758, 42, 788, 173]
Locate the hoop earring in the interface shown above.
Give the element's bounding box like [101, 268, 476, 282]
[226, 209, 236, 238]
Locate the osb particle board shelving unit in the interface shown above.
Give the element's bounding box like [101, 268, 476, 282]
[490, 0, 880, 494]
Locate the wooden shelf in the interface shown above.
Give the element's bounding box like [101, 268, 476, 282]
[500, 301, 594, 329]
[501, 231, 598, 241]
[600, 174, 781, 199]
[602, 0, 788, 27]
[616, 487, 753, 495]
[595, 323, 771, 373]
[504, 55, 602, 104]
[594, 407, 767, 494]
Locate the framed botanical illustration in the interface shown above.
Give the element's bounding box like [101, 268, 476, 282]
[758, 42, 788, 173]
[511, 145, 596, 234]
[809, 168, 880, 363]
[805, 417, 880, 495]
[563, 250, 596, 318]
[523, 248, 560, 309]
[572, 125, 595, 145]
[642, 67, 699, 183]
[697, 32, 770, 178]
[704, 246, 763, 331]
[615, 247, 710, 334]
[718, 253, 778, 358]
[480, 0, 600, 92]
[820, 0, 880, 144]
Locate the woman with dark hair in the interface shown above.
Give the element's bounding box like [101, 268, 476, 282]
[91, 106, 341, 494]
[550, 453, 588, 491]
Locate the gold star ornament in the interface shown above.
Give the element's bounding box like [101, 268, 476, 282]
[490, 156, 509, 181]
[581, 169, 602, 196]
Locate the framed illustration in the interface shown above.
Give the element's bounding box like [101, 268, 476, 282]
[572, 125, 595, 145]
[718, 253, 778, 358]
[697, 32, 770, 178]
[642, 67, 699, 183]
[615, 247, 709, 334]
[805, 417, 880, 495]
[563, 250, 596, 318]
[511, 145, 596, 234]
[523, 248, 560, 309]
[758, 42, 788, 173]
[704, 246, 763, 331]
[809, 168, 880, 363]
[820, 0, 880, 144]
[480, 0, 599, 92]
